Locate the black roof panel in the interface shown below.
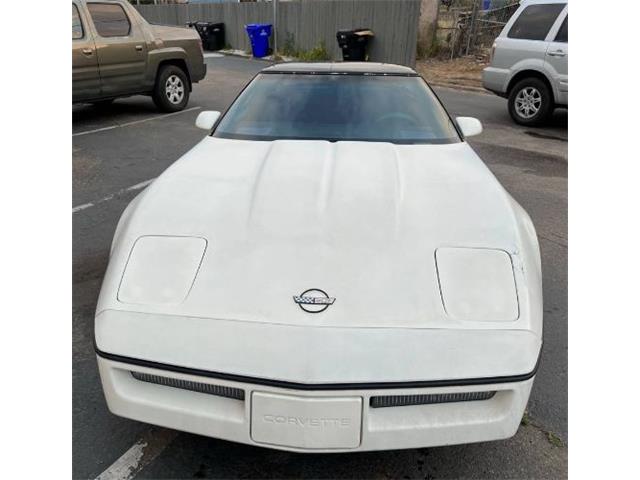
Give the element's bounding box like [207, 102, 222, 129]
[261, 62, 418, 76]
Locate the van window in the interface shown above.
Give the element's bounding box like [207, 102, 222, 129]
[507, 4, 566, 41]
[555, 16, 568, 43]
[87, 3, 131, 37]
[72, 4, 83, 39]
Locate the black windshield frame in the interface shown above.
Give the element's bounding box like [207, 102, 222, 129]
[210, 71, 463, 145]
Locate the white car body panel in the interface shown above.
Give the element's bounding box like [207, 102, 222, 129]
[96, 309, 540, 384]
[97, 138, 541, 332]
[96, 76, 543, 452]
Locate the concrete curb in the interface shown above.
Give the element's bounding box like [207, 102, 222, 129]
[218, 50, 297, 63]
[215, 53, 490, 96]
[426, 81, 490, 94]
[218, 49, 271, 62]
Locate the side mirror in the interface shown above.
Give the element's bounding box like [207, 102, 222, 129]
[456, 117, 483, 137]
[196, 110, 221, 130]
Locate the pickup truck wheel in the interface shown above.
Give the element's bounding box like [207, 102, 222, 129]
[508, 77, 553, 126]
[153, 65, 190, 112]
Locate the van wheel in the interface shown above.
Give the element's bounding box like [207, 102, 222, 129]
[152, 65, 190, 112]
[508, 77, 553, 126]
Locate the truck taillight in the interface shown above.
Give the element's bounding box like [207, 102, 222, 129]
[198, 39, 203, 55]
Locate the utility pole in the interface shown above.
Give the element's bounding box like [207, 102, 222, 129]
[465, 0, 479, 56]
[272, 0, 278, 57]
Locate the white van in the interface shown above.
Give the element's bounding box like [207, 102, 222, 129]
[483, 0, 568, 126]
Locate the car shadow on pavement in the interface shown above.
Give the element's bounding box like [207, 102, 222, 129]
[547, 108, 568, 129]
[136, 424, 567, 479]
[72, 98, 167, 129]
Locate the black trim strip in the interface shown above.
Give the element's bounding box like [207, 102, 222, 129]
[213, 132, 460, 145]
[131, 371, 245, 400]
[95, 348, 541, 391]
[260, 70, 419, 77]
[370, 390, 497, 408]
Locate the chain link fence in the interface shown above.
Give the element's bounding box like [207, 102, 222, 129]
[435, 0, 519, 59]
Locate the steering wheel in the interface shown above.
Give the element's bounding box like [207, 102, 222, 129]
[375, 112, 417, 125]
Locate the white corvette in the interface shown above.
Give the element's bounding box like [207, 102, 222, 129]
[96, 63, 542, 452]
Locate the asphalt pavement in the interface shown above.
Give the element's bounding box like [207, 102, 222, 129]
[73, 55, 567, 479]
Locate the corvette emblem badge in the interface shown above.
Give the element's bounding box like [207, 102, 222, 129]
[293, 288, 336, 313]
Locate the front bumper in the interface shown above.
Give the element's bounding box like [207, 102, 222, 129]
[191, 61, 207, 84]
[98, 355, 534, 452]
[95, 310, 541, 385]
[482, 66, 510, 96]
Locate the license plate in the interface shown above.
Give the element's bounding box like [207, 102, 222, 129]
[251, 392, 362, 449]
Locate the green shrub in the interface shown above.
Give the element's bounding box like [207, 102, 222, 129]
[282, 32, 297, 57]
[296, 41, 330, 61]
[279, 32, 330, 61]
[427, 43, 441, 58]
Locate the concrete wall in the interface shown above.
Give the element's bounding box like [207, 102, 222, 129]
[416, 0, 439, 59]
[135, 0, 421, 66]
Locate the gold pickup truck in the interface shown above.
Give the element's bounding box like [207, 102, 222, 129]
[72, 0, 206, 112]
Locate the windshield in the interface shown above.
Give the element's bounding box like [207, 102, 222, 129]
[213, 73, 461, 144]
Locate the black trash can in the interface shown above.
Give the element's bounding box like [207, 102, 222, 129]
[336, 28, 374, 61]
[187, 22, 225, 51]
[205, 23, 225, 51]
[186, 21, 206, 40]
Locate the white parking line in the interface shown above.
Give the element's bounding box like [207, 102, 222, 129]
[73, 106, 201, 137]
[95, 441, 146, 480]
[94, 429, 178, 480]
[72, 178, 155, 213]
[204, 52, 224, 58]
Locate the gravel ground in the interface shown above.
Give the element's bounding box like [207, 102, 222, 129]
[416, 57, 488, 90]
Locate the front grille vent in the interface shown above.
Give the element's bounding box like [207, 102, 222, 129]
[131, 371, 245, 400]
[370, 391, 496, 408]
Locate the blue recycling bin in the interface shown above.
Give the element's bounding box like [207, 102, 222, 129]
[482, 0, 491, 9]
[245, 23, 272, 58]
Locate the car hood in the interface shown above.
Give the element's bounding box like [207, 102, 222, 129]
[101, 137, 526, 329]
